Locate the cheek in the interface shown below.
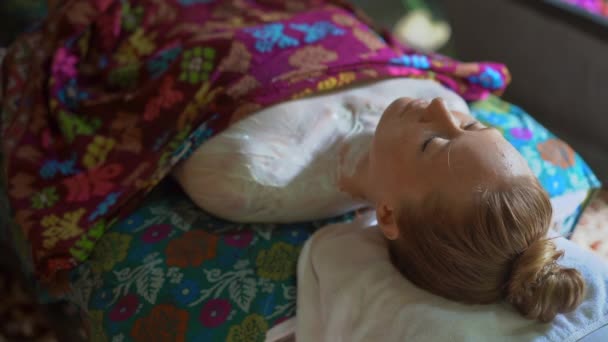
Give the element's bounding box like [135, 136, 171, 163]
[370, 143, 395, 182]
[372, 142, 409, 183]
[374, 125, 418, 166]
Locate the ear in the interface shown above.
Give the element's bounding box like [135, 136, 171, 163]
[376, 204, 400, 240]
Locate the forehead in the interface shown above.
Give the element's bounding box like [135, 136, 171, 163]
[429, 130, 531, 206]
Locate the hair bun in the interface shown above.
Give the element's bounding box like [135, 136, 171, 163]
[506, 239, 586, 322]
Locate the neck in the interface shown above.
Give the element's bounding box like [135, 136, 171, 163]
[337, 134, 374, 203]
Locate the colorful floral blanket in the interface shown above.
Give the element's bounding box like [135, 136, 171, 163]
[0, 0, 511, 281]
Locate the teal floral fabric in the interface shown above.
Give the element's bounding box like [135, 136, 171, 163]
[58, 95, 601, 342]
[470, 97, 600, 200]
[67, 180, 352, 342]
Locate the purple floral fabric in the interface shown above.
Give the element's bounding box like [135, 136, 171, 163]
[0, 0, 510, 282]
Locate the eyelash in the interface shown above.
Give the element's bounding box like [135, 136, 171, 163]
[422, 136, 436, 152]
[421, 121, 480, 152]
[464, 121, 480, 129]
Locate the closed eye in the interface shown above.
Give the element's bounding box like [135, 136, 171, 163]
[422, 121, 485, 152]
[422, 135, 437, 152]
[464, 120, 483, 130]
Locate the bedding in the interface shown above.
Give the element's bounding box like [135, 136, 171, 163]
[1, 0, 510, 281]
[295, 213, 608, 342]
[4, 95, 596, 342]
[0, 1, 602, 341]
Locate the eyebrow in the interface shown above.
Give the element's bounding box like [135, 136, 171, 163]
[464, 121, 478, 129]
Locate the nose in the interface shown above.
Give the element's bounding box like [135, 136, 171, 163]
[421, 98, 461, 136]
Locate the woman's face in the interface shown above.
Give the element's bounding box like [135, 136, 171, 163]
[370, 97, 533, 216]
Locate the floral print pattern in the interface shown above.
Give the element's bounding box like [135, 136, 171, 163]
[179, 47, 216, 84]
[0, 3, 601, 342]
[30, 187, 59, 209]
[130, 304, 189, 342]
[256, 242, 299, 281]
[57, 79, 90, 110]
[89, 232, 132, 274]
[109, 294, 140, 322]
[199, 298, 232, 328]
[140, 224, 173, 244]
[470, 97, 600, 203]
[223, 231, 254, 248]
[53, 182, 353, 342]
[227, 314, 268, 342]
[2, 0, 514, 281]
[171, 280, 200, 306]
[122, 3, 145, 33]
[537, 138, 577, 169]
[165, 229, 218, 268]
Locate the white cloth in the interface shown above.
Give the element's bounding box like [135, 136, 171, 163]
[173, 79, 470, 223]
[293, 214, 608, 342]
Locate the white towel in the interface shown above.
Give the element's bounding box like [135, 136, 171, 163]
[292, 215, 608, 342]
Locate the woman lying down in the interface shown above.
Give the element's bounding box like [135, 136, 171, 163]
[3, 0, 604, 340]
[176, 77, 608, 340]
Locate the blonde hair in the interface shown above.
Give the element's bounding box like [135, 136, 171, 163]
[389, 177, 585, 322]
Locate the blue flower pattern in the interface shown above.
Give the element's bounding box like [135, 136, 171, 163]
[91, 288, 115, 310]
[40, 153, 79, 179]
[89, 192, 122, 222]
[389, 54, 431, 69]
[172, 280, 201, 305]
[173, 115, 217, 162]
[117, 213, 145, 233]
[468, 67, 504, 90]
[289, 21, 345, 43]
[283, 227, 310, 245]
[543, 174, 567, 195]
[57, 79, 90, 109]
[247, 24, 299, 53]
[147, 46, 183, 79]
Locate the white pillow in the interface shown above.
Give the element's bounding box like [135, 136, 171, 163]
[294, 215, 608, 342]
